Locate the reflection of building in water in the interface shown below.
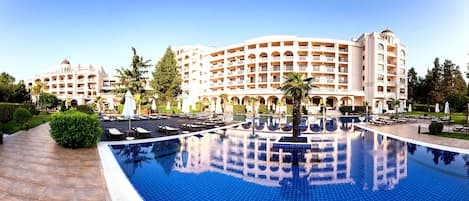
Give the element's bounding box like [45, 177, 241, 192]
[362, 131, 407, 191]
[174, 130, 353, 187]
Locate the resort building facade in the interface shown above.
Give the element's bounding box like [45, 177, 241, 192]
[26, 59, 116, 105]
[175, 29, 408, 114]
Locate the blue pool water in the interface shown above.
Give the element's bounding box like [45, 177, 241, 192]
[109, 129, 469, 201]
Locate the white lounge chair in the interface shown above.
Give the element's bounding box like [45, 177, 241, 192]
[108, 128, 124, 140]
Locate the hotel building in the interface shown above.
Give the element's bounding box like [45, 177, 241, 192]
[175, 29, 407, 113]
[26, 59, 116, 105]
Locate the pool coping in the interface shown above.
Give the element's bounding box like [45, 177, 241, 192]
[355, 124, 469, 155]
[97, 122, 245, 201]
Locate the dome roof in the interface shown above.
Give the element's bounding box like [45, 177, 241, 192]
[61, 59, 70, 65]
[381, 28, 394, 34]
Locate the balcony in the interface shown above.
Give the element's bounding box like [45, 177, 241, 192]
[237, 70, 244, 75]
[299, 56, 308, 60]
[387, 51, 396, 57]
[387, 82, 396, 86]
[326, 79, 334, 83]
[259, 79, 268, 83]
[218, 63, 224, 67]
[271, 66, 280, 71]
[228, 61, 235, 66]
[272, 56, 280, 61]
[387, 61, 397, 65]
[260, 57, 268, 62]
[260, 66, 268, 72]
[339, 69, 348, 73]
[312, 56, 320, 61]
[270, 78, 280, 82]
[284, 56, 294, 60]
[339, 80, 347, 84]
[312, 66, 320, 71]
[237, 60, 244, 65]
[299, 46, 308, 50]
[338, 57, 348, 62]
[326, 67, 334, 73]
[283, 65, 293, 71]
[325, 57, 335, 62]
[248, 59, 256, 63]
[228, 71, 234, 75]
[299, 65, 308, 71]
[248, 80, 256, 84]
[249, 68, 256, 73]
[339, 48, 348, 53]
[388, 71, 397, 75]
[237, 80, 244, 84]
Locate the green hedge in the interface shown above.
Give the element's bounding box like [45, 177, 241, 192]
[414, 104, 435, 112]
[49, 110, 102, 148]
[13, 108, 32, 129]
[428, 121, 443, 135]
[233, 105, 246, 113]
[76, 104, 95, 115]
[258, 104, 267, 114]
[286, 104, 293, 115]
[157, 106, 181, 114]
[339, 106, 368, 114]
[0, 103, 23, 123]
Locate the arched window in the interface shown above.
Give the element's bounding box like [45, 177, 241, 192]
[378, 43, 384, 51]
[400, 50, 406, 57]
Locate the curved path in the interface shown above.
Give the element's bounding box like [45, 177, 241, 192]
[0, 123, 110, 201]
[357, 120, 469, 153]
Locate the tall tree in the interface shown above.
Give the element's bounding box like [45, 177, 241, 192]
[114, 47, 152, 96]
[426, 58, 444, 104]
[94, 96, 105, 112]
[407, 67, 418, 102]
[151, 46, 182, 104]
[31, 81, 45, 104]
[12, 80, 31, 103]
[0, 72, 15, 84]
[219, 93, 228, 113]
[279, 73, 314, 141]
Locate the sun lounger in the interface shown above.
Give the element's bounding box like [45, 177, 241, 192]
[108, 128, 124, 140]
[157, 125, 180, 135]
[102, 116, 111, 121]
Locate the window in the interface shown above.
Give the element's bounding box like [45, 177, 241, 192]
[400, 50, 406, 57]
[378, 54, 384, 62]
[378, 43, 384, 51]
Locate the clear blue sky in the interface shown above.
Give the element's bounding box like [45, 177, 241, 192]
[0, 0, 468, 81]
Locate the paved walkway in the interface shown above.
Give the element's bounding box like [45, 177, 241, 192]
[0, 123, 110, 201]
[359, 120, 469, 151]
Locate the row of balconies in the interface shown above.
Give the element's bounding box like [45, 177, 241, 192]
[211, 77, 350, 87]
[213, 55, 349, 67]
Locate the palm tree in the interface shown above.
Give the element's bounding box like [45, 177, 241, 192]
[31, 82, 45, 104]
[94, 96, 105, 113]
[219, 93, 228, 113]
[279, 73, 314, 141]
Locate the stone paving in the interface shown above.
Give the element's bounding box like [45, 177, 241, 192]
[0, 123, 110, 201]
[360, 120, 469, 150]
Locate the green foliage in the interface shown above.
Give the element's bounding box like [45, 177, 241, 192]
[13, 108, 32, 128]
[151, 46, 182, 104]
[413, 104, 435, 112]
[1, 112, 51, 134]
[0, 102, 23, 123]
[76, 104, 95, 115]
[0, 73, 31, 103]
[258, 104, 267, 114]
[116, 104, 124, 114]
[428, 121, 444, 135]
[24, 102, 39, 115]
[60, 101, 67, 112]
[38, 93, 59, 110]
[233, 105, 246, 113]
[113, 47, 152, 95]
[339, 106, 368, 114]
[286, 104, 293, 115]
[446, 93, 468, 112]
[49, 110, 102, 148]
[157, 106, 181, 114]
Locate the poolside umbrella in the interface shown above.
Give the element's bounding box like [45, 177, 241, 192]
[435, 103, 440, 113]
[377, 101, 383, 114]
[166, 101, 171, 111]
[215, 99, 222, 113]
[181, 95, 190, 114]
[122, 91, 136, 131]
[151, 99, 157, 113]
[444, 101, 450, 114]
[408, 104, 412, 112]
[107, 97, 115, 111]
[399, 102, 404, 113]
[177, 100, 181, 110]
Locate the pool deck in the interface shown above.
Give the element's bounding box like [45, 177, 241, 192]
[0, 123, 110, 201]
[358, 120, 469, 152]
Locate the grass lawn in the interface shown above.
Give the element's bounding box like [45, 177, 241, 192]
[0, 112, 52, 134]
[403, 111, 467, 124]
[430, 132, 469, 140]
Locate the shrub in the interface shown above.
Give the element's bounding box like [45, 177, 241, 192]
[258, 104, 267, 114]
[233, 105, 246, 113]
[0, 103, 23, 123]
[13, 108, 32, 129]
[76, 104, 95, 115]
[23, 102, 40, 115]
[286, 104, 293, 115]
[428, 121, 443, 135]
[339, 106, 368, 114]
[49, 110, 102, 148]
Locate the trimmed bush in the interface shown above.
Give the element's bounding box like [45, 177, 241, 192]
[428, 121, 444, 135]
[49, 110, 102, 148]
[258, 104, 267, 114]
[339, 106, 368, 114]
[0, 103, 23, 123]
[76, 104, 95, 115]
[13, 108, 32, 129]
[233, 105, 246, 113]
[24, 102, 40, 115]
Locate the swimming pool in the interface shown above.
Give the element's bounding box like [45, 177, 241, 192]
[107, 128, 469, 201]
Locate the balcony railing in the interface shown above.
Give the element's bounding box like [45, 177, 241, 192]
[312, 66, 320, 71]
[228, 61, 235, 66]
[387, 61, 397, 65]
[299, 46, 308, 49]
[284, 56, 294, 60]
[283, 65, 293, 71]
[326, 79, 334, 83]
[339, 48, 348, 53]
[299, 65, 308, 71]
[237, 60, 244, 65]
[248, 59, 256, 63]
[338, 57, 348, 62]
[326, 57, 335, 61]
[312, 56, 320, 60]
[299, 56, 307, 60]
[271, 66, 280, 71]
[260, 57, 268, 62]
[339, 80, 347, 84]
[237, 70, 244, 75]
[259, 79, 268, 83]
[270, 78, 280, 82]
[272, 56, 280, 61]
[228, 71, 234, 75]
[237, 80, 244, 84]
[260, 67, 268, 72]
